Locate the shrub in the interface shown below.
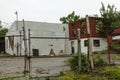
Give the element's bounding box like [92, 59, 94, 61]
[94, 54, 107, 67]
[111, 42, 120, 49]
[68, 53, 88, 72]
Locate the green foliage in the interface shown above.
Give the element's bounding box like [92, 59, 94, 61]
[79, 74, 107, 80]
[0, 20, 8, 36]
[113, 56, 120, 60]
[101, 66, 120, 79]
[60, 11, 80, 24]
[93, 50, 107, 54]
[99, 2, 120, 36]
[0, 28, 8, 36]
[93, 51, 107, 67]
[58, 71, 108, 80]
[68, 53, 88, 72]
[111, 42, 120, 49]
[58, 71, 78, 80]
[0, 21, 8, 52]
[94, 54, 107, 67]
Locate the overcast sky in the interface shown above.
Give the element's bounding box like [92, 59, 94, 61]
[0, 0, 120, 27]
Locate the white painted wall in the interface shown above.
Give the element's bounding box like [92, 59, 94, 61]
[73, 38, 107, 54]
[112, 35, 120, 40]
[5, 21, 71, 56]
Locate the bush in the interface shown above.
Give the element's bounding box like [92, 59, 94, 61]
[111, 42, 120, 49]
[94, 54, 107, 67]
[68, 53, 88, 72]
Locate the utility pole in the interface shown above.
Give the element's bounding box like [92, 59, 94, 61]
[19, 30, 22, 56]
[86, 15, 94, 70]
[28, 29, 31, 78]
[22, 19, 29, 76]
[77, 28, 81, 72]
[15, 11, 19, 55]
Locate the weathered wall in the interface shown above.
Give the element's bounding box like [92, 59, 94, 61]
[0, 56, 70, 78]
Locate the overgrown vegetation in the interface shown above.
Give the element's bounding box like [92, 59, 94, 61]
[111, 42, 120, 49]
[94, 54, 107, 67]
[68, 53, 88, 72]
[100, 66, 120, 79]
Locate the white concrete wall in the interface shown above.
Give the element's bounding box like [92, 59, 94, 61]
[5, 21, 70, 56]
[92, 38, 107, 52]
[73, 38, 107, 54]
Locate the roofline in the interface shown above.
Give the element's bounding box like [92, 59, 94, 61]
[13, 20, 67, 25]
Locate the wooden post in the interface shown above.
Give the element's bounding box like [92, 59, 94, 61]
[28, 29, 31, 78]
[107, 33, 111, 64]
[86, 15, 94, 70]
[77, 28, 81, 72]
[19, 31, 22, 56]
[22, 19, 29, 77]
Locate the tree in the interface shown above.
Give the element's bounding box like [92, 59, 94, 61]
[60, 11, 80, 24]
[0, 21, 8, 36]
[0, 21, 8, 53]
[99, 3, 120, 63]
[99, 2, 120, 36]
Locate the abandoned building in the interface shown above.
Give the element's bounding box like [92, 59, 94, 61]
[5, 16, 109, 56]
[5, 21, 71, 56]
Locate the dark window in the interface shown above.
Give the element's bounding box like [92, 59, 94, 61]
[93, 40, 100, 47]
[32, 49, 39, 56]
[71, 41, 75, 54]
[84, 40, 88, 47]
